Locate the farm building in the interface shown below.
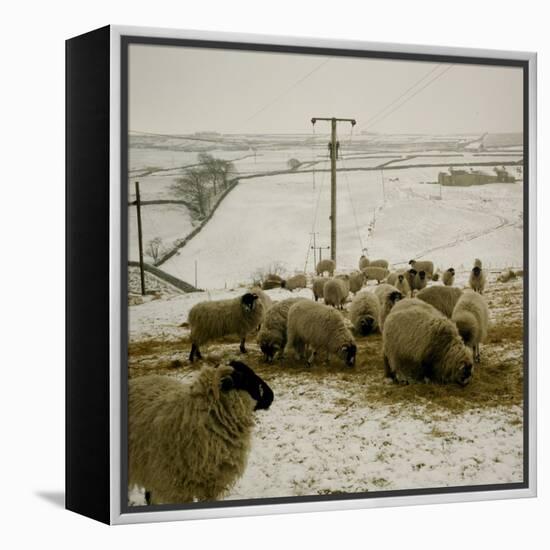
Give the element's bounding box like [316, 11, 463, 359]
[438, 166, 516, 186]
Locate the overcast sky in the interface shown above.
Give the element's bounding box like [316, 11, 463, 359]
[128, 43, 523, 136]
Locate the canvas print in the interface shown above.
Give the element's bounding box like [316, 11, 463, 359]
[125, 40, 526, 508]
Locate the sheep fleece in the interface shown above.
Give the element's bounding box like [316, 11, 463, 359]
[383, 299, 473, 384]
[416, 286, 463, 318]
[128, 366, 256, 504]
[188, 295, 264, 345]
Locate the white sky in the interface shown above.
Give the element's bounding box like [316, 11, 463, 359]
[128, 43, 523, 136]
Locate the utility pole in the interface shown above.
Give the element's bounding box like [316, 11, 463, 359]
[310, 232, 318, 267]
[135, 181, 146, 296]
[380, 168, 386, 202]
[311, 117, 356, 264]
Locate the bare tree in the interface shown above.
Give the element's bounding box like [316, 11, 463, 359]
[146, 237, 164, 264]
[171, 167, 210, 218]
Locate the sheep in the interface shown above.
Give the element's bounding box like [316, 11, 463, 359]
[383, 298, 474, 386]
[362, 266, 389, 284]
[348, 270, 366, 294]
[431, 272, 440, 282]
[413, 270, 428, 292]
[323, 277, 349, 309]
[257, 297, 307, 362]
[474, 258, 482, 269]
[405, 268, 417, 292]
[469, 266, 487, 294]
[393, 273, 411, 298]
[335, 273, 351, 293]
[349, 290, 381, 335]
[284, 300, 356, 367]
[497, 269, 517, 283]
[358, 255, 370, 270]
[316, 258, 336, 277]
[312, 277, 328, 302]
[368, 259, 389, 269]
[416, 285, 463, 318]
[250, 286, 273, 312]
[386, 270, 405, 286]
[128, 361, 273, 505]
[188, 292, 265, 361]
[261, 279, 283, 290]
[409, 259, 434, 277]
[452, 289, 489, 364]
[374, 283, 403, 330]
[282, 273, 307, 291]
[442, 268, 455, 286]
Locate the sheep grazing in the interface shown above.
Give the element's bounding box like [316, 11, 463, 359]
[257, 297, 307, 362]
[383, 299, 474, 386]
[409, 259, 434, 278]
[358, 255, 370, 270]
[413, 270, 428, 292]
[316, 258, 336, 277]
[129, 361, 273, 505]
[416, 285, 463, 318]
[282, 273, 307, 291]
[348, 270, 366, 294]
[452, 289, 489, 364]
[312, 277, 328, 302]
[373, 283, 403, 330]
[368, 259, 389, 269]
[474, 258, 482, 269]
[324, 277, 349, 309]
[497, 269, 517, 283]
[469, 266, 487, 294]
[349, 291, 381, 335]
[442, 268, 455, 287]
[188, 292, 265, 361]
[285, 300, 356, 367]
[362, 266, 389, 284]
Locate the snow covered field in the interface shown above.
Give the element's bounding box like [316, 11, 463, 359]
[127, 276, 525, 505]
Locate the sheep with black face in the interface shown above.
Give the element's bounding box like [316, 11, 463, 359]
[129, 361, 273, 505]
[188, 292, 265, 362]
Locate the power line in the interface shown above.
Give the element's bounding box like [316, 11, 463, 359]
[243, 58, 331, 125]
[359, 64, 443, 130]
[363, 65, 455, 132]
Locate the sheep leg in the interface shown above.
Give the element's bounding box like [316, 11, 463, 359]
[474, 344, 481, 364]
[145, 490, 152, 506]
[383, 355, 396, 381]
[239, 338, 247, 353]
[189, 343, 202, 362]
[306, 350, 316, 367]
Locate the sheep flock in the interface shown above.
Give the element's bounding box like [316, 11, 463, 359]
[128, 255, 524, 506]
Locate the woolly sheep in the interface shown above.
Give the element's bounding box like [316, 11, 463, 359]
[386, 270, 405, 286]
[393, 273, 411, 298]
[374, 283, 403, 330]
[188, 292, 265, 361]
[442, 268, 455, 286]
[312, 277, 328, 302]
[416, 285, 463, 318]
[405, 268, 417, 292]
[262, 279, 283, 290]
[335, 273, 351, 293]
[284, 300, 356, 367]
[362, 266, 389, 284]
[250, 286, 273, 312]
[358, 255, 370, 270]
[368, 259, 389, 269]
[282, 273, 307, 291]
[409, 259, 434, 277]
[452, 289, 489, 364]
[431, 272, 440, 282]
[348, 270, 366, 294]
[413, 270, 428, 292]
[349, 291, 381, 335]
[324, 277, 349, 309]
[497, 269, 517, 283]
[383, 299, 474, 386]
[128, 361, 274, 505]
[257, 297, 307, 362]
[316, 258, 336, 277]
[469, 266, 487, 294]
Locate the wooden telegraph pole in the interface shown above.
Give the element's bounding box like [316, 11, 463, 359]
[135, 181, 146, 295]
[311, 117, 356, 263]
